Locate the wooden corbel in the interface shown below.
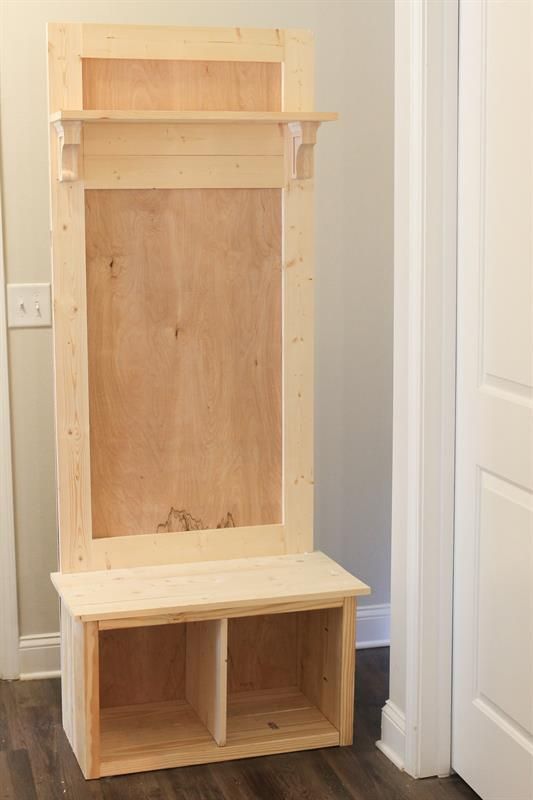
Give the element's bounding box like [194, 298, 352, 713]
[53, 120, 82, 181]
[288, 121, 319, 180]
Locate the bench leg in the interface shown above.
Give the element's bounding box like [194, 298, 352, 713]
[61, 602, 100, 778]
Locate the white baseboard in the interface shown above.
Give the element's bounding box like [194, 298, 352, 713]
[376, 699, 406, 771]
[19, 632, 60, 680]
[17, 602, 390, 680]
[356, 602, 390, 649]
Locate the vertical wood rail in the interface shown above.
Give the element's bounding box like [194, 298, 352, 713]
[48, 23, 93, 572]
[338, 596, 356, 745]
[83, 622, 101, 776]
[186, 618, 228, 745]
[283, 176, 315, 552]
[282, 29, 314, 554]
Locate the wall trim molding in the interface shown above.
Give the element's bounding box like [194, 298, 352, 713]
[386, 0, 458, 779]
[19, 633, 61, 680]
[16, 603, 390, 681]
[0, 165, 20, 680]
[377, 700, 406, 770]
[356, 602, 390, 649]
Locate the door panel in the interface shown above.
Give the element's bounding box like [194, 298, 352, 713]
[453, 1, 533, 799]
[478, 473, 532, 735]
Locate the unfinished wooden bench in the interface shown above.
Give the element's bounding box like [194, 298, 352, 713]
[47, 21, 370, 779]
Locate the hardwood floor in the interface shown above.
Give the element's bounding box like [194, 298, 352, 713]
[0, 648, 479, 800]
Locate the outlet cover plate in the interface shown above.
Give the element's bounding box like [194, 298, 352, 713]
[7, 283, 52, 328]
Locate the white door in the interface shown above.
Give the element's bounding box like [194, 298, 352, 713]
[453, 1, 533, 799]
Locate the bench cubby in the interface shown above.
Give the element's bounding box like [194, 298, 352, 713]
[55, 553, 368, 777]
[98, 619, 227, 774]
[227, 607, 350, 746]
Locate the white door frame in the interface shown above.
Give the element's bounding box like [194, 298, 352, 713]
[0, 181, 20, 679]
[378, 0, 459, 778]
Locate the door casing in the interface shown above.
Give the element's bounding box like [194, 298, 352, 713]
[0, 181, 20, 680]
[378, 0, 459, 779]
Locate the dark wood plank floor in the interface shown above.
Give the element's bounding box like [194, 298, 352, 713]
[0, 648, 480, 800]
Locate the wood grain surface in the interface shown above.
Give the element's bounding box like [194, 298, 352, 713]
[99, 624, 186, 708]
[228, 614, 299, 693]
[98, 689, 338, 776]
[49, 23, 315, 569]
[85, 188, 282, 538]
[52, 552, 370, 622]
[80, 25, 285, 63]
[82, 59, 281, 111]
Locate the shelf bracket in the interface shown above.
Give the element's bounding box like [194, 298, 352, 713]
[53, 120, 82, 182]
[288, 122, 319, 180]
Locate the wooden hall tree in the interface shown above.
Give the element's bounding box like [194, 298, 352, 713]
[47, 22, 370, 779]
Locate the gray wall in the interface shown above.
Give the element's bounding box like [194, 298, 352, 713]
[0, 0, 393, 638]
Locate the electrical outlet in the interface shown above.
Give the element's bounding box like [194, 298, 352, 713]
[7, 283, 52, 328]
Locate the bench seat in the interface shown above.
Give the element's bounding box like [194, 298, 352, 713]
[52, 550, 370, 626]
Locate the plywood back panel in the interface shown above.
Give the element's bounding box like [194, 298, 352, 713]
[86, 188, 282, 538]
[227, 614, 299, 693]
[82, 59, 281, 111]
[99, 624, 186, 708]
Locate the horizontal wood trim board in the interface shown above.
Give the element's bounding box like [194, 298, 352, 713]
[83, 155, 285, 189]
[83, 123, 285, 156]
[80, 24, 286, 62]
[97, 598, 344, 630]
[89, 524, 286, 571]
[99, 731, 339, 777]
[68, 589, 364, 625]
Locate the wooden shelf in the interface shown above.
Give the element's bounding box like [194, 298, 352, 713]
[99, 688, 338, 777]
[50, 109, 338, 125]
[52, 551, 370, 625]
[51, 110, 338, 182]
